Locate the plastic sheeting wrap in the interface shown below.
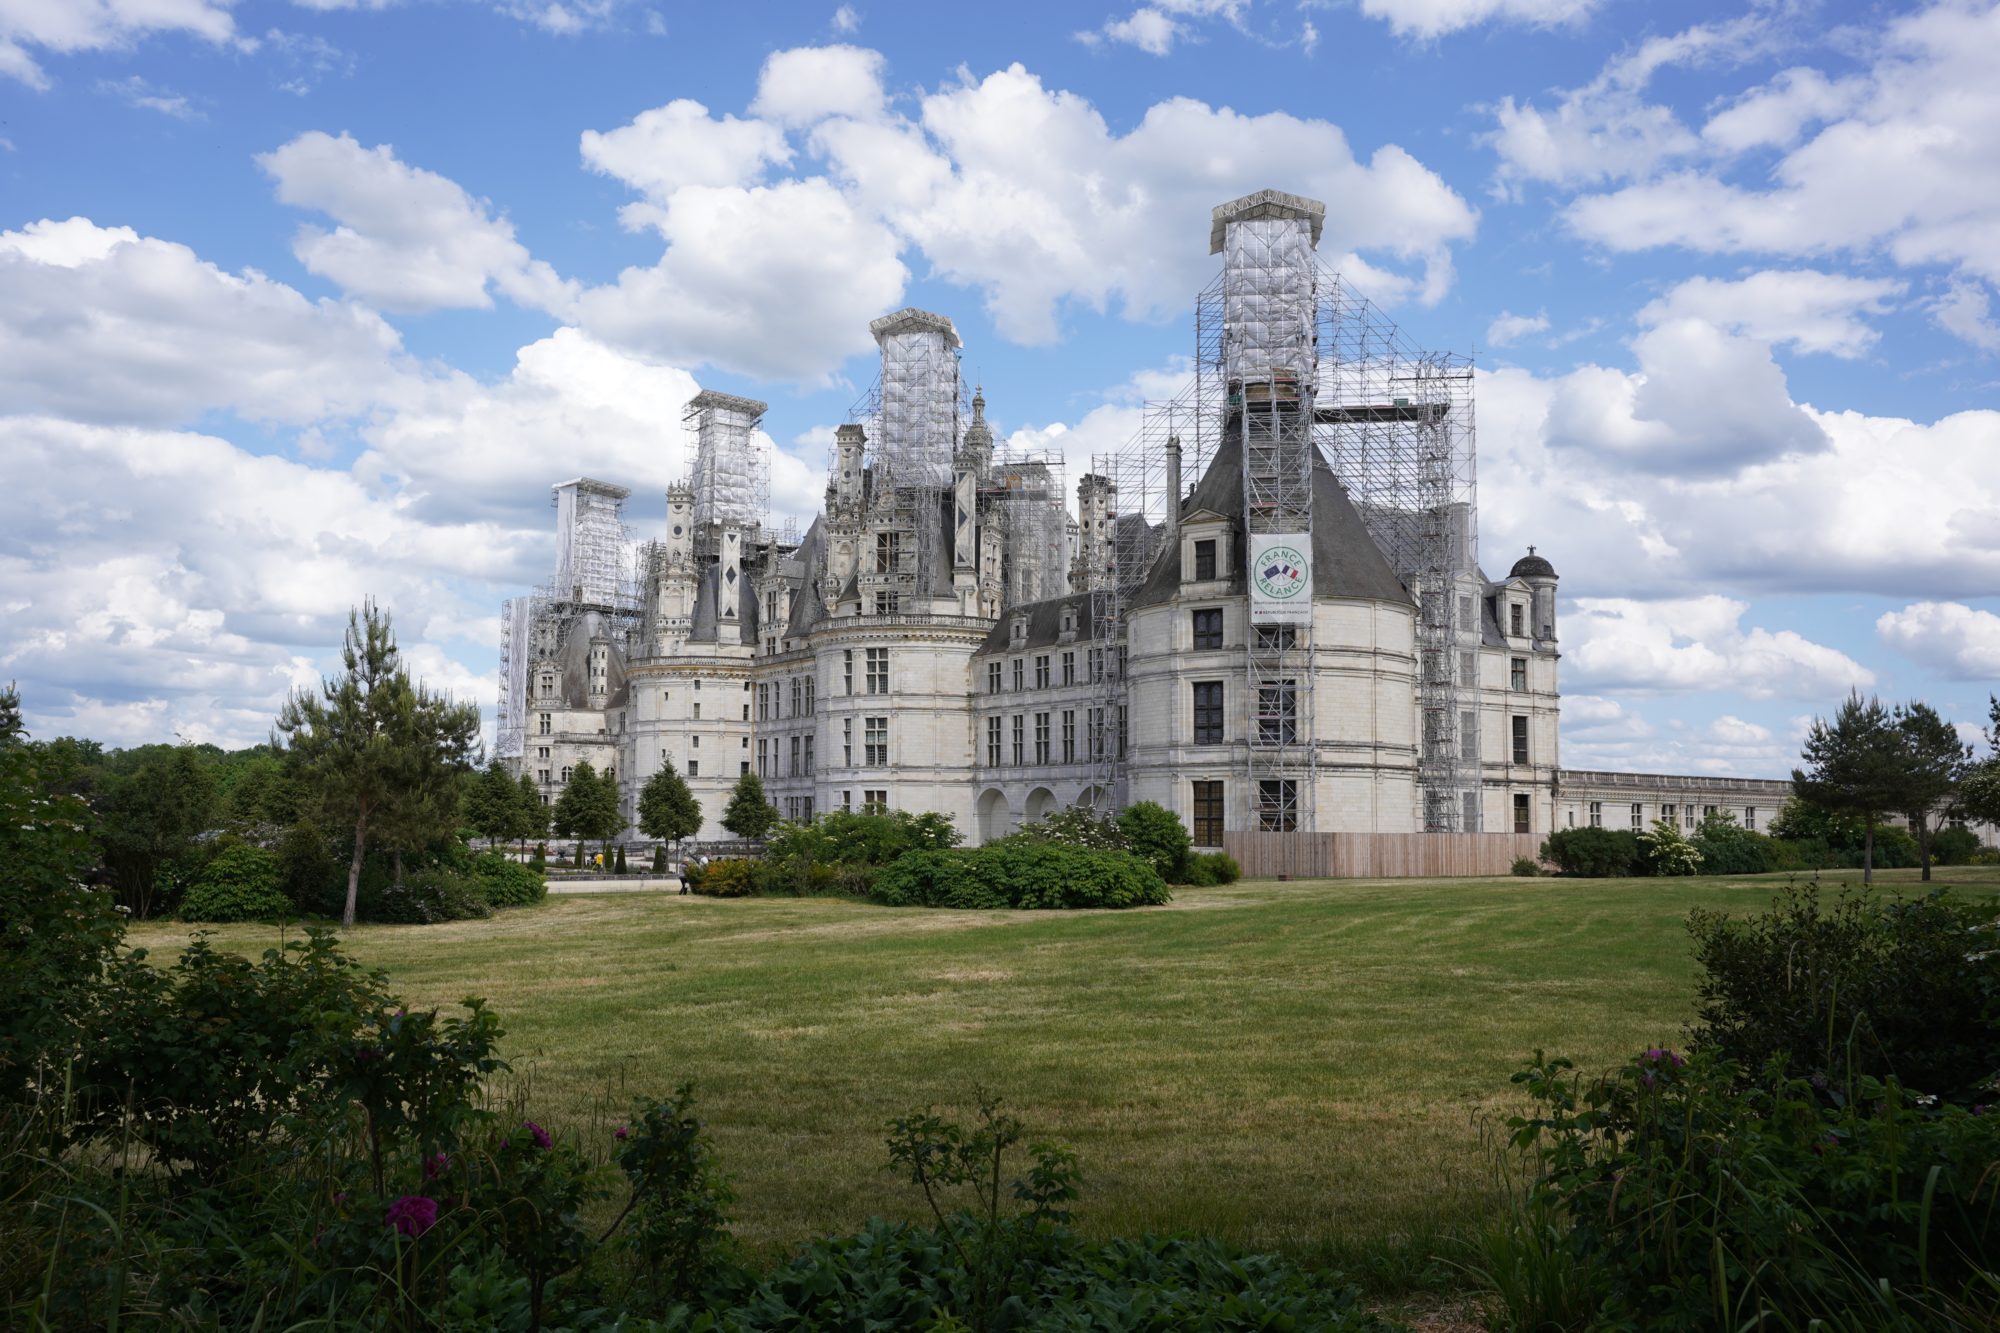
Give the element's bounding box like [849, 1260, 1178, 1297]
[554, 480, 631, 606]
[689, 393, 766, 531]
[997, 460, 1071, 604]
[877, 328, 959, 487]
[1222, 218, 1316, 383]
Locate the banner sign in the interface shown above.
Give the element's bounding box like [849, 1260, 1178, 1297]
[1249, 534, 1311, 625]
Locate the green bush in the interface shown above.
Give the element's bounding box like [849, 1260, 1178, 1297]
[1509, 856, 1539, 877]
[469, 852, 545, 907]
[871, 843, 1170, 910]
[360, 867, 492, 923]
[1931, 824, 1984, 866]
[1538, 826, 1643, 877]
[1503, 1047, 2000, 1329]
[179, 844, 292, 922]
[1687, 886, 2000, 1103]
[1177, 850, 1241, 886]
[686, 857, 759, 898]
[1691, 811, 1780, 874]
[1115, 800, 1192, 881]
[1005, 806, 1128, 851]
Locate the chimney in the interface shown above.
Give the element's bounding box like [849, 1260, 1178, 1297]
[1164, 434, 1182, 543]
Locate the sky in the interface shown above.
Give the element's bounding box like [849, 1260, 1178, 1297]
[2, 0, 1998, 777]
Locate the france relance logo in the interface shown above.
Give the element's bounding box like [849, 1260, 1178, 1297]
[1253, 546, 1308, 600]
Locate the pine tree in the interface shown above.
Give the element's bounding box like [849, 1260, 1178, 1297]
[553, 761, 599, 859]
[614, 844, 628, 874]
[512, 771, 548, 855]
[0, 680, 22, 745]
[1893, 700, 1972, 882]
[721, 770, 778, 840]
[637, 760, 703, 856]
[275, 602, 479, 927]
[1793, 691, 1905, 886]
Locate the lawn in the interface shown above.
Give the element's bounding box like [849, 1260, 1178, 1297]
[127, 866, 2000, 1287]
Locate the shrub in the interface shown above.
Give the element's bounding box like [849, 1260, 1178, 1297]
[1177, 850, 1241, 886]
[179, 844, 292, 922]
[614, 844, 628, 874]
[469, 852, 545, 907]
[1687, 886, 2000, 1103]
[1538, 826, 1642, 877]
[871, 843, 1170, 910]
[687, 857, 759, 898]
[1503, 1047, 2000, 1329]
[1509, 856, 1540, 877]
[651, 845, 667, 873]
[1637, 817, 1701, 875]
[361, 867, 492, 924]
[1006, 806, 1128, 851]
[1116, 800, 1192, 882]
[1691, 810, 1779, 875]
[1932, 824, 1983, 866]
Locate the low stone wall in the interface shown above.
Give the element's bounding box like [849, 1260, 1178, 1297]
[1222, 831, 1545, 879]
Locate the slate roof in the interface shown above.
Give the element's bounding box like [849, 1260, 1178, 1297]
[975, 593, 1098, 655]
[1128, 435, 1415, 610]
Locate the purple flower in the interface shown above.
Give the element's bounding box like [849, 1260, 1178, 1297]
[332, 1190, 350, 1208]
[614, 1125, 630, 1141]
[1975, 1104, 1990, 1116]
[386, 1194, 439, 1238]
[523, 1120, 552, 1150]
[423, 1151, 450, 1181]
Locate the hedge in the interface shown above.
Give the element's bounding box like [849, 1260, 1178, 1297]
[870, 843, 1170, 910]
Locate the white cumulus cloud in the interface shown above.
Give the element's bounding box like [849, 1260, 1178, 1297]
[1877, 601, 2000, 680]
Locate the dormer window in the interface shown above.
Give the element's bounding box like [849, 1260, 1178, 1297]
[1010, 617, 1027, 645]
[1194, 539, 1216, 581]
[1509, 602, 1525, 637]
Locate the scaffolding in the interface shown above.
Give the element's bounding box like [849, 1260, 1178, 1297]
[1083, 189, 1479, 833]
[986, 445, 1069, 606]
[849, 308, 964, 614]
[684, 390, 770, 540]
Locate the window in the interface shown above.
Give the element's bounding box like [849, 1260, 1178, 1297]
[691, 734, 700, 748]
[1192, 608, 1224, 650]
[742, 704, 749, 721]
[740, 761, 749, 776]
[864, 717, 888, 766]
[987, 661, 1002, 694]
[693, 702, 701, 719]
[1257, 779, 1297, 832]
[687, 760, 699, 778]
[804, 678, 814, 712]
[1464, 790, 1481, 831]
[1703, 805, 1717, 820]
[538, 746, 549, 760]
[1011, 715, 1024, 765]
[1458, 595, 1475, 633]
[1513, 793, 1530, 834]
[561, 766, 572, 783]
[1088, 647, 1105, 683]
[1630, 802, 1644, 831]
[843, 717, 852, 767]
[537, 768, 550, 784]
[875, 530, 900, 574]
[1684, 806, 1696, 829]
[1509, 602, 1525, 637]
[986, 716, 1002, 766]
[805, 736, 814, 773]
[1061, 710, 1076, 763]
[1256, 681, 1297, 744]
[540, 673, 555, 697]
[1061, 652, 1075, 686]
[1662, 804, 1676, 825]
[1012, 658, 1025, 691]
[1460, 710, 1477, 760]
[874, 590, 898, 615]
[539, 713, 551, 736]
[1193, 781, 1224, 845]
[1255, 625, 1297, 652]
[789, 736, 800, 777]
[1034, 712, 1050, 764]
[756, 684, 769, 721]
[1460, 651, 1476, 685]
[1119, 705, 1128, 757]
[1510, 657, 1527, 691]
[742, 736, 749, 749]
[693, 678, 702, 692]
[1589, 800, 1602, 828]
[1194, 539, 1217, 581]
[841, 790, 852, 812]
[1035, 655, 1050, 689]
[1193, 681, 1224, 745]
[790, 678, 801, 714]
[1511, 715, 1529, 764]
[863, 789, 888, 812]
[1745, 806, 1757, 830]
[1087, 707, 1105, 760]
[845, 649, 855, 696]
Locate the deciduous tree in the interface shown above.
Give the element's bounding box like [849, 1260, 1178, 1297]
[721, 770, 777, 841]
[1893, 700, 1973, 882]
[637, 760, 703, 855]
[1793, 691, 1905, 886]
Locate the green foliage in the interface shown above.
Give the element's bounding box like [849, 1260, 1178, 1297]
[1006, 805, 1128, 851]
[551, 759, 622, 851]
[468, 852, 545, 907]
[1509, 856, 1540, 877]
[179, 843, 292, 922]
[462, 760, 521, 846]
[756, 808, 963, 895]
[1932, 824, 1985, 865]
[214, 747, 303, 833]
[1501, 1047, 2000, 1329]
[652, 845, 667, 873]
[275, 601, 481, 926]
[1689, 809, 1779, 874]
[1538, 826, 1643, 877]
[0, 685, 124, 1106]
[276, 816, 343, 910]
[614, 843, 628, 873]
[1178, 851, 1242, 886]
[872, 843, 1171, 910]
[96, 742, 218, 918]
[721, 770, 778, 840]
[1687, 886, 2000, 1103]
[1637, 816, 1702, 876]
[1117, 800, 1193, 881]
[614, 1085, 737, 1305]
[685, 857, 759, 897]
[513, 771, 549, 848]
[362, 865, 493, 923]
[637, 759, 703, 847]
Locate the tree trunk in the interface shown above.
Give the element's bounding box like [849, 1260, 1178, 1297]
[1917, 813, 1933, 883]
[1863, 817, 1875, 887]
[344, 806, 368, 929]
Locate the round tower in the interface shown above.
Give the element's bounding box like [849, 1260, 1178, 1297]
[1510, 547, 1558, 642]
